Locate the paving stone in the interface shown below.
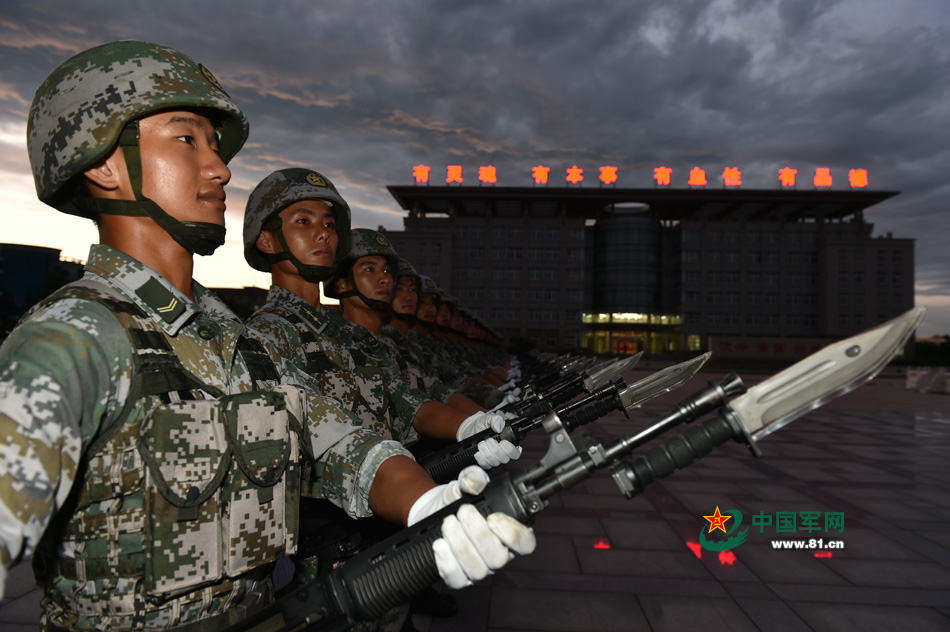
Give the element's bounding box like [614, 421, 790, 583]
[638, 594, 759, 632]
[735, 598, 813, 632]
[734, 544, 850, 584]
[600, 518, 684, 550]
[488, 587, 650, 631]
[0, 589, 42, 626]
[576, 548, 709, 579]
[0, 563, 38, 603]
[825, 559, 950, 589]
[505, 534, 580, 574]
[790, 601, 950, 632]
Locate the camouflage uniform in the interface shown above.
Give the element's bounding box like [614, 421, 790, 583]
[0, 245, 407, 630]
[379, 323, 453, 403]
[247, 286, 424, 445]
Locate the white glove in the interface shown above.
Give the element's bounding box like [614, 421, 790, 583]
[407, 466, 536, 589]
[498, 379, 518, 393]
[506, 367, 522, 381]
[456, 411, 505, 441]
[407, 465, 491, 526]
[488, 389, 520, 412]
[473, 437, 522, 469]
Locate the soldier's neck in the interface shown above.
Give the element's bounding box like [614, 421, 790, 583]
[342, 298, 382, 336]
[273, 272, 322, 309]
[99, 216, 195, 300]
[390, 317, 410, 335]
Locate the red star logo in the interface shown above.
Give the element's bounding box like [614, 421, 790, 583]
[703, 506, 732, 534]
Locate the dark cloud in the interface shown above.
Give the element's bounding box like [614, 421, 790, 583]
[1, 0, 949, 331]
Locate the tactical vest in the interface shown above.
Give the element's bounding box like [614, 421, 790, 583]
[33, 281, 302, 622]
[253, 302, 414, 443]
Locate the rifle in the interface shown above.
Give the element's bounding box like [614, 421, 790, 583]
[499, 353, 642, 418]
[231, 307, 923, 632]
[421, 352, 709, 483]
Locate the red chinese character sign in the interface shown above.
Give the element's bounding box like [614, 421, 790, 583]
[532, 165, 550, 184]
[566, 165, 584, 185]
[688, 166, 707, 186]
[478, 165, 497, 184]
[412, 164, 430, 184]
[446, 165, 463, 184]
[654, 166, 672, 186]
[722, 167, 742, 187]
[599, 166, 618, 185]
[779, 166, 797, 187]
[813, 167, 832, 188]
[848, 168, 868, 188]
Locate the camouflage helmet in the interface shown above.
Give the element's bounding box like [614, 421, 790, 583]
[28, 40, 248, 217]
[417, 274, 441, 300]
[325, 228, 400, 309]
[394, 258, 420, 284]
[243, 168, 351, 278]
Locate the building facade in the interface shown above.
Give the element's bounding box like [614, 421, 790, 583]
[383, 186, 914, 357]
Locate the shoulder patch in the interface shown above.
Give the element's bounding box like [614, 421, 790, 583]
[135, 278, 185, 323]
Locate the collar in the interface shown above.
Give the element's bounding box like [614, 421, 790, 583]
[83, 244, 238, 336]
[266, 284, 332, 327]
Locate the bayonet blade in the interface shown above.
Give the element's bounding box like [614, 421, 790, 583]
[618, 352, 712, 411]
[729, 307, 925, 442]
[583, 353, 643, 392]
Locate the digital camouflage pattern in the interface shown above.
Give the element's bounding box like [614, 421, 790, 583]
[0, 245, 406, 630]
[243, 168, 352, 273]
[27, 40, 247, 216]
[379, 323, 453, 403]
[247, 286, 425, 444]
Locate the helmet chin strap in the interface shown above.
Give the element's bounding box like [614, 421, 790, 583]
[77, 122, 225, 256]
[336, 271, 392, 313]
[268, 227, 338, 282]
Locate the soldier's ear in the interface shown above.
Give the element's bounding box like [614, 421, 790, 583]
[82, 146, 129, 195]
[332, 276, 351, 294]
[256, 230, 280, 255]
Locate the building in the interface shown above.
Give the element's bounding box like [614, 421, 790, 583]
[383, 185, 914, 357]
[0, 243, 83, 338]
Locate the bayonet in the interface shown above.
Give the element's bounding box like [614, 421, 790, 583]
[728, 306, 925, 444]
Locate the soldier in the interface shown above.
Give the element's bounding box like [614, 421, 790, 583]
[413, 276, 514, 400]
[0, 41, 534, 631]
[386, 259, 506, 410]
[244, 172, 518, 470]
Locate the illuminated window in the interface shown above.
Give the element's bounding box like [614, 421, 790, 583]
[566, 165, 584, 185]
[778, 167, 797, 187]
[688, 335, 702, 351]
[412, 164, 431, 184]
[446, 165, 464, 184]
[722, 167, 742, 187]
[848, 168, 868, 188]
[654, 166, 672, 186]
[532, 165, 550, 184]
[598, 165, 618, 185]
[813, 168, 832, 188]
[688, 167, 707, 186]
[611, 313, 650, 324]
[478, 165, 497, 184]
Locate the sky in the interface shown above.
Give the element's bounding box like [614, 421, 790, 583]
[1, 0, 949, 335]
